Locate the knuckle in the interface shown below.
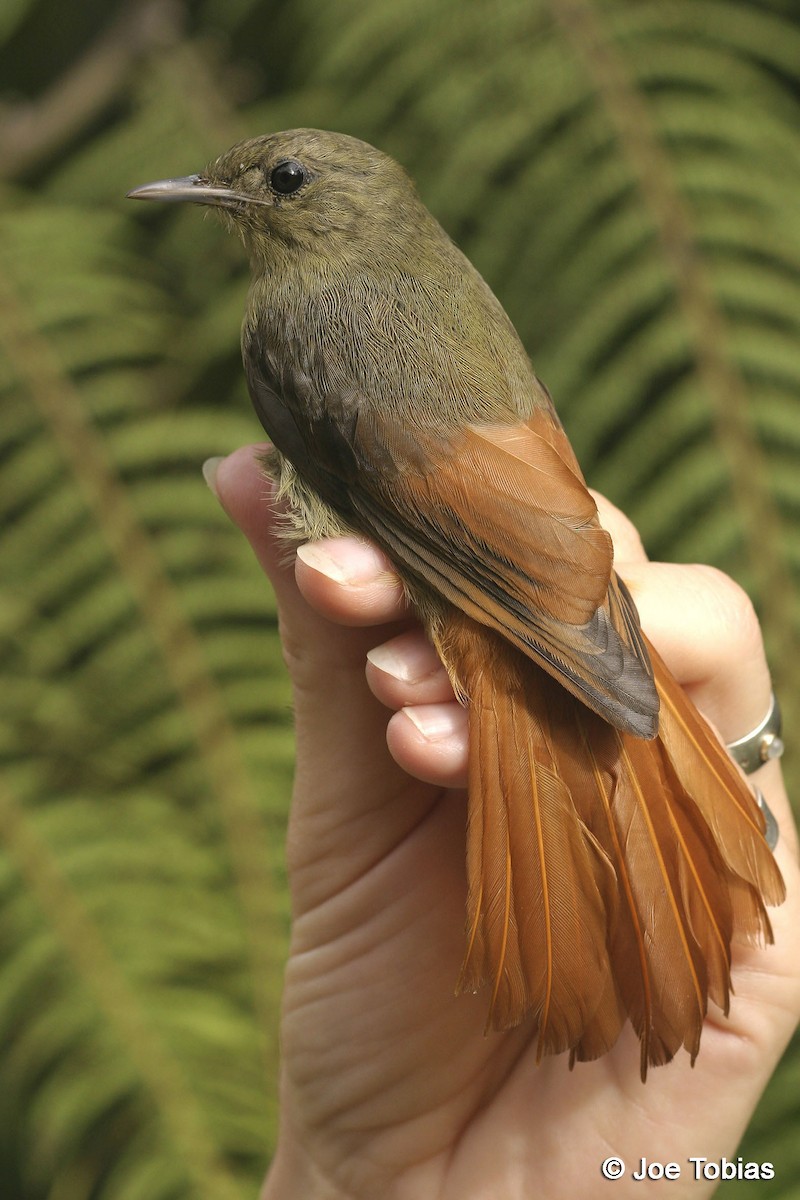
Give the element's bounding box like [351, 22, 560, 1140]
[591, 491, 648, 564]
[278, 623, 307, 676]
[692, 565, 763, 653]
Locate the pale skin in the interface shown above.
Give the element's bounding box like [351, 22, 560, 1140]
[208, 445, 800, 1200]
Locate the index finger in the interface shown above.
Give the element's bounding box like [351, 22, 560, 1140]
[590, 490, 649, 566]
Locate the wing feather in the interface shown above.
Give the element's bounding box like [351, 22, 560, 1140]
[353, 410, 659, 736]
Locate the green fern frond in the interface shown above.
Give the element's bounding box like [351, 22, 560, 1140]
[1, 0, 799, 1194]
[0, 191, 288, 1194]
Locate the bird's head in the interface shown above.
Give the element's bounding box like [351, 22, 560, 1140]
[128, 128, 428, 269]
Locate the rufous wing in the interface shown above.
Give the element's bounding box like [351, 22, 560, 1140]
[350, 407, 659, 738]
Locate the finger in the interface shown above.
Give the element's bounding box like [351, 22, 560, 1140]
[592, 495, 788, 839]
[205, 445, 295, 599]
[295, 540, 408, 626]
[208, 445, 466, 808]
[623, 559, 796, 858]
[209, 446, 409, 625]
[366, 630, 456, 708]
[387, 703, 469, 789]
[206, 446, 406, 683]
[622, 561, 769, 743]
[590, 490, 649, 566]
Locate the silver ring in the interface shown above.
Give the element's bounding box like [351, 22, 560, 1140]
[726, 692, 784, 775]
[755, 788, 780, 852]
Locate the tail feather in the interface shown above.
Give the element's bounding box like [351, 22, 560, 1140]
[439, 611, 784, 1075]
[452, 622, 616, 1057]
[651, 641, 784, 910]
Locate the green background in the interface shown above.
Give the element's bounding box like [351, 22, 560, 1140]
[1, 0, 798, 1195]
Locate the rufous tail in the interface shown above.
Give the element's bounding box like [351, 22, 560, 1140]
[437, 611, 785, 1078]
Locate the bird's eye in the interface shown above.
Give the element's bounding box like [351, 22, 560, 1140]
[269, 160, 307, 195]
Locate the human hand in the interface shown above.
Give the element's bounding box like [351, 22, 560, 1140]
[208, 445, 800, 1200]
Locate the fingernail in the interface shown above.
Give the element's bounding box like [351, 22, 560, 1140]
[367, 640, 439, 684]
[403, 704, 462, 741]
[202, 456, 225, 499]
[367, 644, 417, 682]
[296, 539, 392, 585]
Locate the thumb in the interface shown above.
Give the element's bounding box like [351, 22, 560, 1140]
[204, 445, 407, 679]
[203, 444, 299, 613]
[204, 444, 433, 913]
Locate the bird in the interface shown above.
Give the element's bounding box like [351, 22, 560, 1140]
[129, 129, 784, 1078]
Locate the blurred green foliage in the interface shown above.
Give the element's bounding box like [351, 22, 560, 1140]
[0, 0, 798, 1196]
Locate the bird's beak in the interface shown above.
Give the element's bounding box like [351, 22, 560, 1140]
[126, 175, 242, 207]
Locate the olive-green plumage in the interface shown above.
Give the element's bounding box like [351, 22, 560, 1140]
[129, 130, 783, 1076]
[215, 131, 545, 512]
